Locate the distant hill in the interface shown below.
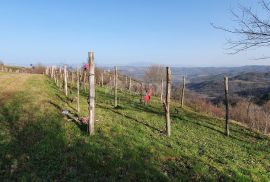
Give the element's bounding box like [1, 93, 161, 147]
[104, 65, 270, 103]
[114, 65, 270, 83]
[187, 71, 270, 104]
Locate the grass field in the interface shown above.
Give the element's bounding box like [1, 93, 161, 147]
[0, 72, 270, 181]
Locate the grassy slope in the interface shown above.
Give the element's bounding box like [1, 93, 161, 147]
[0, 73, 269, 181]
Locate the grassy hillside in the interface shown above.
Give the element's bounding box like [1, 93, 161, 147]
[0, 72, 270, 181]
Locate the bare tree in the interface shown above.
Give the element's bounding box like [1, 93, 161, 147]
[144, 65, 166, 96]
[213, 0, 270, 56]
[0, 60, 3, 65]
[144, 65, 165, 83]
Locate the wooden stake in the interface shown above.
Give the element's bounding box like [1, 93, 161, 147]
[64, 65, 68, 96]
[114, 66, 118, 107]
[224, 76, 229, 136]
[77, 67, 80, 113]
[71, 71, 74, 86]
[56, 68, 59, 87]
[129, 77, 132, 93]
[140, 82, 144, 103]
[83, 71, 86, 92]
[88, 52, 95, 135]
[181, 76, 185, 108]
[163, 67, 171, 136]
[101, 71, 104, 87]
[50, 66, 53, 78]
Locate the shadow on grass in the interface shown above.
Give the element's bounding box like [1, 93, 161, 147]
[97, 103, 165, 134]
[0, 89, 173, 181]
[48, 100, 88, 134]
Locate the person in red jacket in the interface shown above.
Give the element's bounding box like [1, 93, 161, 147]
[144, 88, 153, 104]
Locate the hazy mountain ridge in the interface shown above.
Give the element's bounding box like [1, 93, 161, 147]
[115, 65, 270, 82]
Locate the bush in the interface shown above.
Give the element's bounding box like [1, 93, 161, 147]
[230, 100, 270, 134]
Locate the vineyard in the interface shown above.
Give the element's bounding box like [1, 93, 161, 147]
[0, 68, 270, 181]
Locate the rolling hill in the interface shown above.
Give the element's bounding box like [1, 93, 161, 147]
[187, 72, 270, 104]
[0, 72, 269, 181]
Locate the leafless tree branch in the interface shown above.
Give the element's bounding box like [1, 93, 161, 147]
[212, 0, 270, 57]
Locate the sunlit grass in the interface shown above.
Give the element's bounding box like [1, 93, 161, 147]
[0, 72, 269, 181]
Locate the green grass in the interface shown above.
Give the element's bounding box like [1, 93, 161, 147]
[0, 73, 270, 181]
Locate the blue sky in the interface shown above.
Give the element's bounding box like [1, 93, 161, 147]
[0, 0, 269, 67]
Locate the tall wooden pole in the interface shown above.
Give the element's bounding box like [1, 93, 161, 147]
[129, 77, 132, 93]
[181, 76, 186, 108]
[101, 71, 104, 87]
[50, 66, 53, 78]
[82, 71, 86, 92]
[160, 79, 164, 101]
[71, 71, 74, 86]
[77, 67, 80, 113]
[224, 77, 230, 136]
[55, 67, 58, 83]
[140, 82, 144, 103]
[114, 66, 118, 107]
[64, 65, 68, 96]
[164, 67, 171, 136]
[53, 66, 57, 83]
[88, 52, 95, 135]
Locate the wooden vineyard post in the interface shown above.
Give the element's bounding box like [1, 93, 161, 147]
[114, 66, 118, 107]
[163, 67, 171, 136]
[160, 79, 164, 102]
[129, 77, 132, 93]
[140, 82, 144, 103]
[224, 76, 230, 136]
[88, 51, 95, 135]
[77, 67, 80, 113]
[55, 68, 59, 87]
[50, 66, 53, 78]
[58, 69, 61, 87]
[83, 71, 87, 92]
[53, 66, 57, 83]
[64, 65, 68, 96]
[71, 71, 74, 86]
[181, 76, 185, 108]
[101, 71, 104, 87]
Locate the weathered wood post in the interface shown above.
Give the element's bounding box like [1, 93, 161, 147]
[163, 67, 171, 136]
[108, 74, 111, 93]
[58, 68, 61, 88]
[181, 76, 186, 108]
[101, 71, 104, 87]
[71, 71, 74, 86]
[224, 76, 230, 136]
[140, 82, 144, 103]
[45, 66, 48, 75]
[160, 79, 164, 101]
[77, 67, 80, 113]
[129, 77, 132, 93]
[114, 66, 118, 107]
[53, 66, 57, 83]
[88, 51, 95, 135]
[50, 66, 53, 78]
[64, 65, 68, 96]
[83, 71, 87, 92]
[55, 68, 59, 87]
